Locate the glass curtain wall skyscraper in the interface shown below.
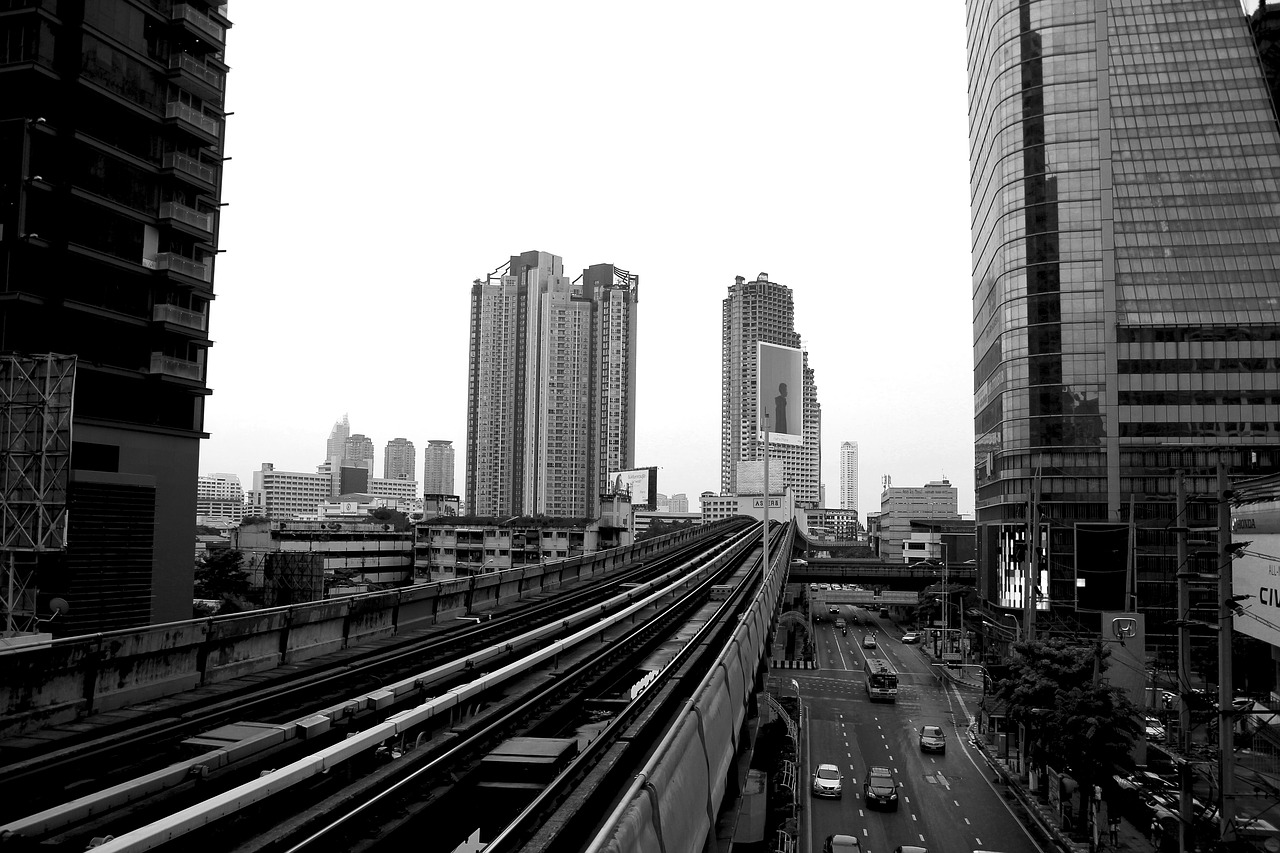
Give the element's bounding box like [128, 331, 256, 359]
[466, 251, 638, 519]
[721, 273, 821, 507]
[968, 0, 1280, 652]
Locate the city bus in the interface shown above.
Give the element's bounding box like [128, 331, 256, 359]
[864, 658, 899, 702]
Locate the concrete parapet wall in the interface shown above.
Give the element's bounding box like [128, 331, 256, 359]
[0, 522, 724, 739]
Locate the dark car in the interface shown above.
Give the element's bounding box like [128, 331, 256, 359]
[862, 634, 877, 649]
[864, 766, 900, 810]
[919, 725, 946, 753]
[824, 835, 862, 853]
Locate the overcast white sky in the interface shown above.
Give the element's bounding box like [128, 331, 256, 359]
[202, 2, 979, 517]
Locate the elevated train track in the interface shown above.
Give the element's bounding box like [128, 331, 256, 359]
[0, 518, 782, 852]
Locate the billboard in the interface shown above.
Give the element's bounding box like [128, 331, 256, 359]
[608, 466, 658, 510]
[757, 342, 804, 446]
[1075, 523, 1130, 611]
[1231, 502, 1280, 648]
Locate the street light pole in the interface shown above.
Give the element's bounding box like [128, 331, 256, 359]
[762, 413, 771, 585]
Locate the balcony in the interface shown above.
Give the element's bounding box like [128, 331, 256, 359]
[152, 303, 208, 332]
[152, 252, 209, 282]
[162, 151, 217, 189]
[149, 353, 204, 382]
[167, 53, 224, 101]
[165, 101, 221, 143]
[159, 201, 213, 234]
[171, 4, 226, 49]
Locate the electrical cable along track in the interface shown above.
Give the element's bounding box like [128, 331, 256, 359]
[0, 521, 752, 850]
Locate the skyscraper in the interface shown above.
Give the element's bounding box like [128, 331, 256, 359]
[344, 434, 375, 474]
[424, 440, 456, 496]
[840, 441, 859, 514]
[384, 438, 416, 481]
[968, 0, 1280, 647]
[326, 415, 350, 466]
[721, 273, 821, 506]
[0, 3, 230, 633]
[466, 251, 638, 518]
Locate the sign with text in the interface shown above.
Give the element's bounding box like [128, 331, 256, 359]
[752, 498, 782, 508]
[1231, 503, 1280, 647]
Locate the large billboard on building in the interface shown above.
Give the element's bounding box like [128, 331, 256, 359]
[609, 467, 658, 510]
[1231, 502, 1280, 648]
[757, 342, 804, 447]
[1075, 523, 1129, 612]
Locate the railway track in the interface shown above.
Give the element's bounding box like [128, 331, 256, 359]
[0, 521, 760, 851]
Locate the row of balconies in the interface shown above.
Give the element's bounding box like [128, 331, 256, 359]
[159, 200, 213, 234]
[165, 100, 221, 143]
[148, 251, 210, 282]
[171, 4, 226, 50]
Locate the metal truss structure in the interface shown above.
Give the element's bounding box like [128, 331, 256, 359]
[0, 354, 75, 633]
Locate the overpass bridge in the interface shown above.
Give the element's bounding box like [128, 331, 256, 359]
[790, 559, 976, 592]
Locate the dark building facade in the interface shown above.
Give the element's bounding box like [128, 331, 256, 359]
[0, 1, 230, 633]
[968, 0, 1280, 658]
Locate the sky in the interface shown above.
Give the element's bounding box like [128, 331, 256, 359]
[202, 2, 977, 518]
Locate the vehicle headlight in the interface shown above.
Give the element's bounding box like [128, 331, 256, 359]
[890, 792, 898, 799]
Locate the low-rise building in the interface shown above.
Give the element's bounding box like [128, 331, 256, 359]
[233, 519, 413, 603]
[634, 511, 701, 537]
[197, 473, 246, 525]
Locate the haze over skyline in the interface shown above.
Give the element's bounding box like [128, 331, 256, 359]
[200, 2, 981, 517]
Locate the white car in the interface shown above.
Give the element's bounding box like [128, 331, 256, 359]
[901, 631, 922, 644]
[812, 763, 843, 798]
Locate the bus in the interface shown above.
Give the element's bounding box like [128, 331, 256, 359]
[864, 658, 899, 702]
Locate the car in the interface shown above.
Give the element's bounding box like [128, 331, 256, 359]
[894, 847, 928, 853]
[1144, 717, 1166, 741]
[824, 835, 862, 853]
[829, 605, 840, 614]
[862, 634, 877, 649]
[879, 607, 891, 618]
[864, 766, 900, 810]
[901, 631, 921, 644]
[812, 763, 843, 798]
[919, 724, 946, 753]
[810, 583, 819, 591]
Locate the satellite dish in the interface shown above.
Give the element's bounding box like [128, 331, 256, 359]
[49, 597, 70, 614]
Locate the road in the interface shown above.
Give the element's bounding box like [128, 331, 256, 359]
[796, 605, 1046, 853]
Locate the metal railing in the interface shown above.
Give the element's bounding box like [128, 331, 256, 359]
[162, 151, 217, 185]
[168, 53, 224, 92]
[158, 201, 213, 233]
[171, 3, 225, 44]
[152, 252, 209, 282]
[152, 304, 208, 332]
[149, 353, 203, 381]
[165, 101, 221, 138]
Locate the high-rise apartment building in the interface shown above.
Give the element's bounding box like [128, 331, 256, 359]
[197, 473, 245, 524]
[466, 251, 638, 518]
[0, 3, 231, 633]
[384, 438, 415, 481]
[669, 493, 689, 514]
[840, 441, 859, 514]
[326, 415, 350, 465]
[721, 273, 821, 506]
[968, 0, 1280, 647]
[345, 434, 375, 473]
[424, 439, 455, 496]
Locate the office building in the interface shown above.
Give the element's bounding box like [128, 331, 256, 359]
[0, 3, 231, 633]
[840, 441, 859, 514]
[344, 434, 375, 473]
[721, 273, 821, 506]
[669, 493, 689, 513]
[872, 480, 959, 563]
[466, 251, 638, 518]
[197, 473, 245, 525]
[251, 463, 332, 520]
[968, 0, 1280, 647]
[384, 438, 415, 482]
[326, 415, 350, 465]
[424, 440, 455, 495]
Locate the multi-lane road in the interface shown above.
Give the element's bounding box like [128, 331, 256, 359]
[795, 605, 1045, 853]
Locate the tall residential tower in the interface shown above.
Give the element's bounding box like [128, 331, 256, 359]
[424, 440, 455, 496]
[968, 0, 1280, 647]
[384, 438, 416, 481]
[0, 2, 231, 633]
[840, 441, 859, 514]
[466, 251, 638, 518]
[721, 273, 821, 506]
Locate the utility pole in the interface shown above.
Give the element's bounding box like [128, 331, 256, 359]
[762, 413, 771, 585]
[1217, 460, 1235, 839]
[1176, 473, 1193, 853]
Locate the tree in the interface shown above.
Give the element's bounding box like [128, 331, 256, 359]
[637, 519, 695, 541]
[194, 548, 251, 600]
[992, 638, 1143, 824]
[240, 515, 268, 527]
[368, 507, 411, 531]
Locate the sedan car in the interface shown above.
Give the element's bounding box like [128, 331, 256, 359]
[894, 847, 928, 853]
[864, 766, 900, 810]
[824, 835, 862, 853]
[901, 631, 922, 644]
[812, 763, 843, 798]
[919, 724, 946, 753]
[862, 634, 877, 649]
